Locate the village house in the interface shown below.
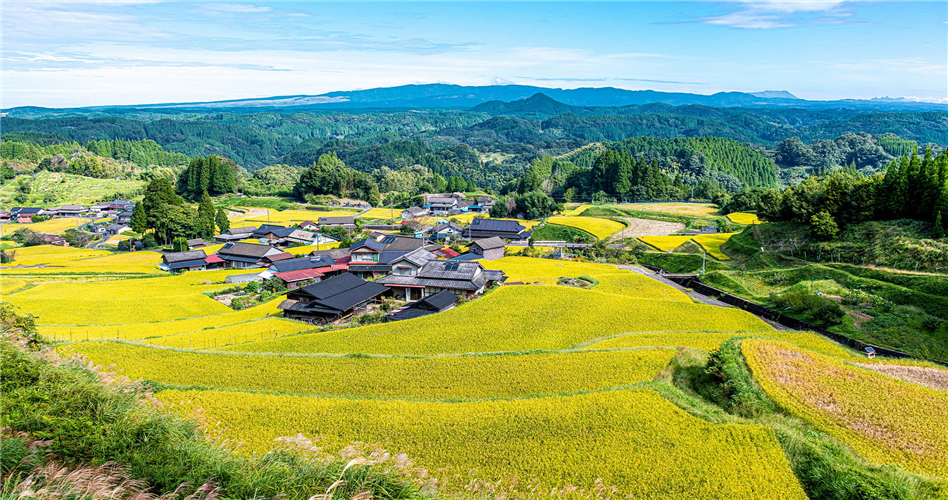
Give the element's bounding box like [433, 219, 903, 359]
[467, 237, 506, 261]
[41, 234, 69, 246]
[278, 272, 387, 323]
[105, 224, 131, 236]
[217, 242, 284, 269]
[116, 210, 134, 224]
[388, 290, 457, 321]
[377, 260, 506, 300]
[48, 205, 87, 217]
[214, 226, 257, 242]
[272, 268, 325, 290]
[162, 250, 208, 272]
[317, 216, 357, 231]
[432, 220, 464, 240]
[187, 238, 207, 250]
[298, 220, 319, 231]
[464, 219, 530, 240]
[401, 206, 429, 219]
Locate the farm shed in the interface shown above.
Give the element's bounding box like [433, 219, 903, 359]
[389, 290, 458, 321]
[468, 237, 506, 261]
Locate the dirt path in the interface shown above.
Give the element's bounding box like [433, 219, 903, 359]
[609, 217, 685, 241]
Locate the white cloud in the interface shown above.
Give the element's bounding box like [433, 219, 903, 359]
[702, 0, 849, 29]
[203, 3, 272, 14]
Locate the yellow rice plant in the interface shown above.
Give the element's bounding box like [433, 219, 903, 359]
[638, 235, 693, 252]
[0, 245, 112, 267]
[5, 251, 164, 275]
[23, 218, 93, 234]
[156, 388, 806, 499]
[41, 300, 283, 341]
[482, 256, 626, 284]
[743, 339, 948, 477]
[559, 204, 592, 216]
[592, 273, 691, 302]
[692, 233, 738, 261]
[222, 285, 772, 355]
[546, 216, 625, 239]
[1, 278, 28, 295]
[727, 212, 761, 225]
[142, 317, 310, 349]
[7, 293, 232, 326]
[358, 208, 403, 220]
[585, 331, 854, 358]
[67, 344, 675, 399]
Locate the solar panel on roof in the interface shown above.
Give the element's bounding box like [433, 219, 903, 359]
[382, 235, 396, 244]
[445, 262, 459, 271]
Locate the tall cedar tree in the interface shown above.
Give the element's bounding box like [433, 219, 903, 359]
[198, 191, 216, 239]
[215, 207, 230, 234]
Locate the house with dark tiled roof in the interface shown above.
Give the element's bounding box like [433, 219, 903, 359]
[377, 260, 506, 300]
[273, 268, 325, 290]
[214, 226, 257, 242]
[317, 216, 357, 230]
[162, 250, 208, 272]
[464, 219, 530, 240]
[187, 238, 207, 249]
[278, 272, 387, 323]
[432, 221, 464, 240]
[217, 242, 283, 269]
[401, 206, 429, 219]
[388, 290, 457, 321]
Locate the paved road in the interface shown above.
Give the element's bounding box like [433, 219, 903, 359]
[619, 265, 790, 331]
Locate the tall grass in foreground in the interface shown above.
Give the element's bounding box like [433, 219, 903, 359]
[0, 304, 428, 500]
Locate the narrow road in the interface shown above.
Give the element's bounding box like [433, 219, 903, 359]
[619, 265, 790, 331]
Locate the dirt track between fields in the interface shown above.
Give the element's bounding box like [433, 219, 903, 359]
[609, 217, 685, 241]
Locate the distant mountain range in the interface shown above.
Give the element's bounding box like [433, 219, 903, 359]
[8, 84, 947, 115]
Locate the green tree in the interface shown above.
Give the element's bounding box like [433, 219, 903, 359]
[215, 207, 230, 234]
[130, 202, 148, 234]
[933, 212, 945, 239]
[514, 191, 558, 220]
[171, 237, 189, 252]
[810, 211, 839, 241]
[197, 191, 216, 239]
[563, 187, 575, 204]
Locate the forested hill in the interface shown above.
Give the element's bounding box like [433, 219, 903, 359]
[606, 137, 777, 188]
[3, 107, 945, 171]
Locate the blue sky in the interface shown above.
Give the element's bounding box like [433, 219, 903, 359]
[2, 1, 946, 108]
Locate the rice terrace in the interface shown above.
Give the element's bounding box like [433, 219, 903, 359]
[2, 1, 948, 499]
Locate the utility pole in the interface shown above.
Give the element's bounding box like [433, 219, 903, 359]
[702, 249, 706, 275]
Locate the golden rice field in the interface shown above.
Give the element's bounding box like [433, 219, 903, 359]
[0, 245, 112, 267]
[727, 212, 761, 225]
[3, 251, 163, 275]
[546, 216, 625, 239]
[143, 317, 310, 348]
[638, 233, 737, 260]
[156, 388, 806, 499]
[743, 339, 948, 477]
[693, 233, 739, 260]
[67, 343, 675, 399]
[228, 208, 360, 227]
[1, 278, 29, 295]
[40, 299, 284, 341]
[357, 208, 402, 220]
[221, 285, 772, 355]
[560, 204, 592, 216]
[585, 331, 854, 358]
[99, 233, 131, 248]
[21, 217, 93, 233]
[618, 202, 720, 217]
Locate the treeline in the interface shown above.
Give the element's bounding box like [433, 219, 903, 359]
[177, 155, 239, 199]
[84, 138, 190, 168]
[772, 132, 921, 178]
[607, 136, 776, 188]
[730, 148, 948, 239]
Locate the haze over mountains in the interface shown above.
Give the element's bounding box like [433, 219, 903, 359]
[7, 84, 947, 114]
